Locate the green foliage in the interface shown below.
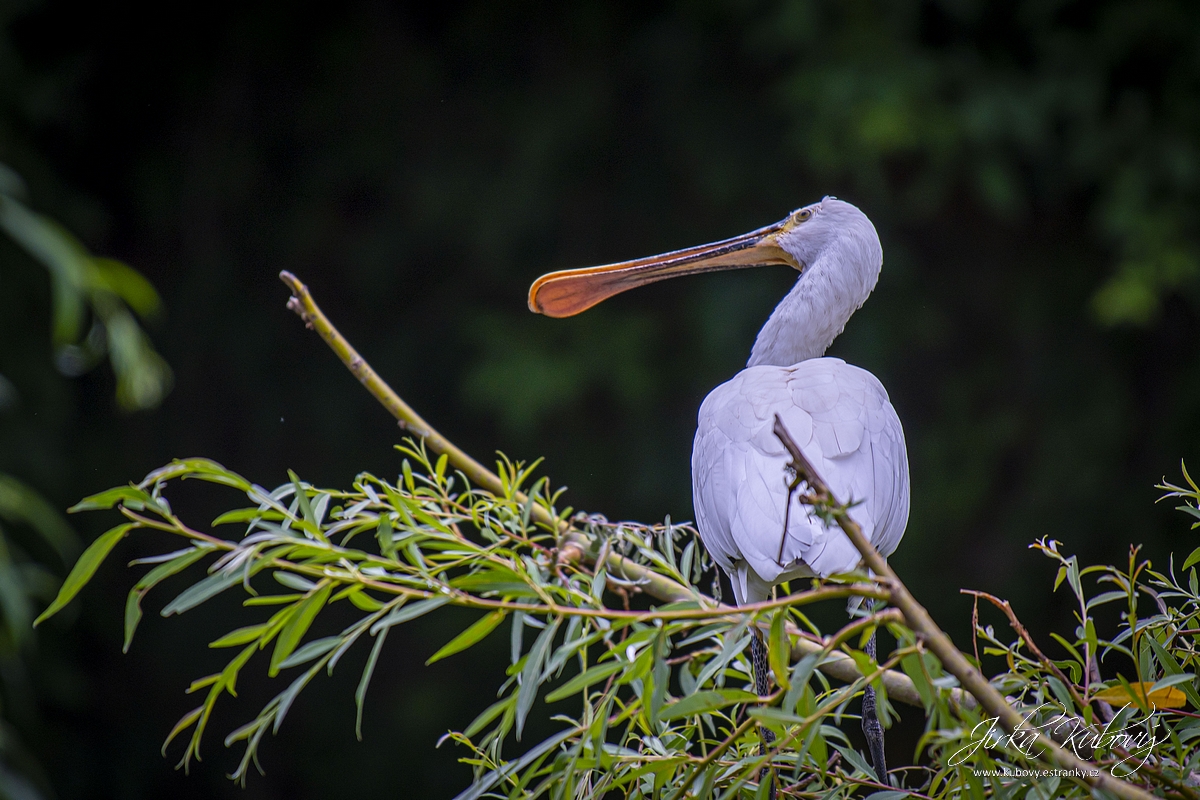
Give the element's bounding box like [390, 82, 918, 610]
[0, 474, 76, 649]
[0, 159, 173, 800]
[38, 442, 1200, 797]
[0, 163, 171, 411]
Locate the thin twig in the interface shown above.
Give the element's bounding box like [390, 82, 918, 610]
[961, 588, 1092, 714]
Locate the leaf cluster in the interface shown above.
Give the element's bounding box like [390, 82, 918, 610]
[36, 447, 1200, 799]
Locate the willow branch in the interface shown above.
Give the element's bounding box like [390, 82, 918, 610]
[771, 414, 1158, 800]
[278, 270, 948, 711]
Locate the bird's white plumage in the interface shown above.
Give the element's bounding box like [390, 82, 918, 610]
[689, 197, 910, 605]
[692, 358, 909, 605]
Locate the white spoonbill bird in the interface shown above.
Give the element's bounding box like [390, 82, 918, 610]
[528, 197, 909, 785]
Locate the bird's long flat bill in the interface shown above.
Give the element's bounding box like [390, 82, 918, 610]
[528, 219, 799, 318]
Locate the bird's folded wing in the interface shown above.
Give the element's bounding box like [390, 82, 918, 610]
[692, 358, 909, 596]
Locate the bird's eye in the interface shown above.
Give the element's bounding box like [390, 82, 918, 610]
[794, 209, 812, 223]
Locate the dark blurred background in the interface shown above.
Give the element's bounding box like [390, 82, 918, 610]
[2, 0, 1200, 796]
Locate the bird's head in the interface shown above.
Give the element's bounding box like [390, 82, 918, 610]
[528, 197, 880, 318]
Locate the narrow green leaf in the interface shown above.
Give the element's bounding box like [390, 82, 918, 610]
[376, 515, 397, 560]
[35, 523, 132, 626]
[1115, 673, 1151, 715]
[327, 619, 373, 675]
[1049, 632, 1084, 665]
[161, 705, 204, 756]
[464, 696, 514, 738]
[748, 706, 808, 729]
[210, 624, 269, 649]
[678, 656, 697, 696]
[69, 486, 153, 513]
[768, 611, 791, 691]
[1085, 590, 1130, 611]
[348, 590, 386, 612]
[899, 653, 934, 711]
[160, 570, 240, 617]
[135, 546, 210, 591]
[520, 486, 536, 531]
[1084, 618, 1099, 662]
[244, 594, 302, 607]
[660, 690, 725, 720]
[694, 619, 750, 689]
[273, 660, 324, 734]
[141, 458, 252, 492]
[212, 507, 284, 526]
[451, 568, 534, 596]
[590, 568, 606, 601]
[660, 688, 757, 720]
[783, 653, 820, 715]
[356, 627, 389, 740]
[510, 610, 525, 665]
[834, 742, 879, 780]
[186, 674, 220, 693]
[289, 470, 315, 525]
[123, 547, 212, 652]
[545, 661, 625, 703]
[123, 592, 142, 655]
[278, 636, 340, 670]
[92, 256, 161, 317]
[648, 629, 669, 725]
[274, 572, 316, 591]
[1065, 560, 1083, 602]
[427, 610, 506, 665]
[270, 582, 333, 676]
[404, 541, 427, 572]
[370, 596, 449, 634]
[1184, 546, 1200, 573]
[1183, 459, 1198, 493]
[1150, 672, 1198, 694]
[1053, 565, 1067, 592]
[1046, 676, 1074, 708]
[516, 619, 559, 739]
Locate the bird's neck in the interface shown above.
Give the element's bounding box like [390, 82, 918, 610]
[747, 243, 879, 368]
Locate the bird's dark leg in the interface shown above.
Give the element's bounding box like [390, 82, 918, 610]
[861, 629, 889, 785]
[749, 631, 776, 799]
